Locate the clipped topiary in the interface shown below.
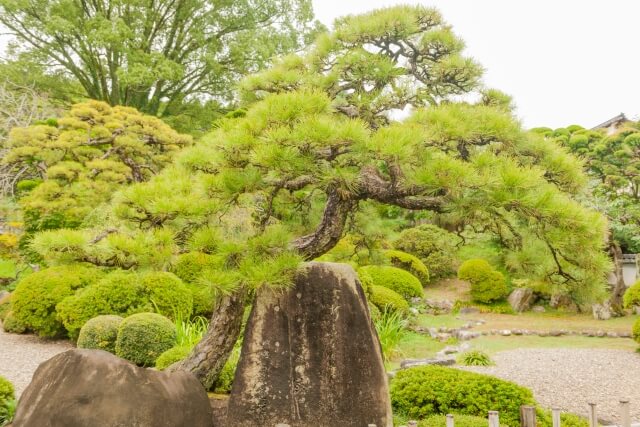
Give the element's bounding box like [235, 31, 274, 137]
[391, 365, 534, 426]
[369, 285, 409, 313]
[2, 311, 27, 334]
[56, 270, 150, 339]
[623, 280, 640, 309]
[458, 259, 508, 303]
[358, 265, 423, 300]
[155, 345, 191, 371]
[384, 249, 430, 284]
[77, 315, 124, 354]
[115, 312, 177, 366]
[140, 271, 193, 319]
[10, 265, 103, 337]
[393, 225, 458, 279]
[172, 252, 219, 284]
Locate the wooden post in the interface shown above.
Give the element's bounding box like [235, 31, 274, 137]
[520, 405, 537, 427]
[488, 411, 500, 427]
[588, 403, 597, 427]
[446, 414, 455, 427]
[620, 400, 631, 427]
[552, 408, 561, 427]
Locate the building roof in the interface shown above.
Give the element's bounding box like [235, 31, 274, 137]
[591, 113, 628, 130]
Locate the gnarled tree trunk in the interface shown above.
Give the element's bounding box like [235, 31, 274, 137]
[608, 238, 626, 316]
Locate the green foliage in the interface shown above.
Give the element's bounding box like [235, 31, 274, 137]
[417, 414, 488, 427]
[77, 315, 124, 354]
[11, 265, 103, 337]
[213, 345, 241, 394]
[632, 318, 640, 343]
[2, 311, 26, 334]
[623, 281, 640, 308]
[172, 252, 219, 284]
[15, 179, 42, 194]
[458, 350, 493, 366]
[0, 397, 16, 427]
[0, 376, 14, 404]
[383, 250, 430, 284]
[458, 259, 508, 303]
[0, 376, 15, 427]
[390, 366, 535, 426]
[115, 313, 177, 367]
[56, 270, 151, 339]
[537, 409, 590, 427]
[175, 315, 209, 348]
[155, 345, 191, 371]
[188, 284, 215, 318]
[373, 309, 408, 361]
[140, 271, 193, 319]
[393, 225, 458, 279]
[369, 285, 409, 313]
[358, 265, 423, 300]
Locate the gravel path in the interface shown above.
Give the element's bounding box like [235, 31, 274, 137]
[460, 348, 640, 425]
[0, 327, 73, 397]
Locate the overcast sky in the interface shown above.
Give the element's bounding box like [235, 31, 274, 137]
[312, 0, 640, 129]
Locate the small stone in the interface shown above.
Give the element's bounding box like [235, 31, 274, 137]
[592, 302, 612, 320]
[400, 358, 456, 369]
[459, 342, 472, 351]
[538, 331, 549, 337]
[596, 330, 606, 337]
[459, 307, 480, 314]
[619, 331, 631, 338]
[442, 346, 459, 355]
[500, 330, 512, 336]
[532, 305, 546, 313]
[606, 332, 618, 338]
[508, 287, 535, 312]
[512, 329, 523, 335]
[548, 330, 563, 337]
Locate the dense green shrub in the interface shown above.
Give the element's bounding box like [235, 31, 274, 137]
[0, 375, 15, 427]
[213, 346, 240, 394]
[537, 409, 590, 427]
[56, 270, 150, 339]
[358, 265, 423, 300]
[2, 311, 27, 334]
[15, 179, 42, 194]
[458, 259, 508, 303]
[0, 296, 10, 321]
[393, 225, 458, 279]
[633, 318, 640, 343]
[383, 250, 430, 284]
[390, 366, 535, 426]
[11, 265, 103, 337]
[458, 350, 493, 366]
[140, 271, 193, 319]
[115, 313, 177, 366]
[188, 284, 214, 318]
[623, 280, 640, 308]
[369, 285, 409, 313]
[77, 315, 124, 354]
[155, 345, 191, 370]
[418, 414, 487, 427]
[172, 252, 218, 284]
[0, 376, 14, 404]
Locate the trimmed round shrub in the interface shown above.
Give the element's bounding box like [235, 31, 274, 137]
[384, 250, 430, 284]
[2, 311, 27, 334]
[369, 285, 409, 313]
[632, 318, 640, 343]
[358, 265, 423, 300]
[140, 271, 193, 319]
[0, 375, 14, 405]
[189, 284, 215, 318]
[56, 270, 150, 339]
[11, 265, 103, 337]
[393, 225, 458, 279]
[458, 259, 508, 303]
[155, 345, 191, 370]
[623, 280, 640, 309]
[77, 315, 124, 354]
[418, 414, 487, 427]
[115, 313, 177, 366]
[390, 365, 535, 426]
[172, 252, 218, 284]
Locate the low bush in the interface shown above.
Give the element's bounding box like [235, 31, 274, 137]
[458, 350, 493, 366]
[10, 265, 103, 337]
[56, 270, 151, 339]
[0, 376, 14, 405]
[393, 224, 458, 279]
[390, 365, 535, 426]
[369, 285, 409, 313]
[213, 346, 241, 394]
[2, 311, 27, 334]
[383, 250, 430, 284]
[0, 295, 10, 321]
[359, 265, 423, 300]
[189, 284, 214, 318]
[172, 252, 219, 284]
[155, 345, 191, 371]
[0, 375, 15, 427]
[623, 280, 640, 309]
[458, 259, 508, 303]
[632, 317, 640, 343]
[537, 409, 590, 427]
[115, 313, 177, 366]
[140, 271, 193, 319]
[77, 315, 124, 354]
[175, 315, 208, 347]
[418, 414, 488, 427]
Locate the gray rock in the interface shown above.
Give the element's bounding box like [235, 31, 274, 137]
[227, 262, 393, 427]
[592, 302, 612, 320]
[459, 307, 480, 314]
[548, 330, 564, 337]
[400, 358, 456, 368]
[619, 331, 632, 338]
[442, 346, 459, 355]
[596, 330, 606, 337]
[456, 330, 479, 340]
[459, 342, 472, 352]
[606, 332, 618, 338]
[550, 294, 578, 312]
[508, 288, 535, 312]
[500, 329, 512, 336]
[512, 329, 523, 335]
[13, 349, 213, 427]
[532, 305, 546, 313]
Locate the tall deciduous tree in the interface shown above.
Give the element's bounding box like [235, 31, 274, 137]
[31, 6, 610, 387]
[0, 0, 322, 119]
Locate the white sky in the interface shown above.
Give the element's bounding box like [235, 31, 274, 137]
[312, 0, 640, 129]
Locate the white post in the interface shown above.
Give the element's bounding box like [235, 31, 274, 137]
[588, 403, 597, 427]
[488, 411, 499, 427]
[620, 400, 631, 427]
[446, 414, 455, 427]
[552, 408, 561, 427]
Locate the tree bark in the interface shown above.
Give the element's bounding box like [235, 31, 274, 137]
[169, 287, 247, 389]
[609, 238, 626, 315]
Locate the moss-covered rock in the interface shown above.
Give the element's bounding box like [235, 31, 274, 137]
[115, 313, 176, 367]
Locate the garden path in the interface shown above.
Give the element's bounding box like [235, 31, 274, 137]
[0, 327, 72, 397]
[460, 348, 640, 425]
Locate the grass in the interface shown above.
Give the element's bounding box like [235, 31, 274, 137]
[174, 315, 209, 347]
[374, 310, 409, 362]
[386, 331, 449, 370]
[472, 334, 638, 354]
[413, 313, 466, 329]
[0, 259, 16, 279]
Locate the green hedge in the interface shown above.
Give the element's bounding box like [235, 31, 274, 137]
[11, 265, 103, 337]
[368, 285, 409, 313]
[115, 313, 176, 366]
[383, 250, 430, 284]
[189, 284, 215, 318]
[156, 345, 191, 370]
[633, 318, 640, 343]
[77, 315, 124, 354]
[390, 366, 534, 426]
[358, 265, 423, 300]
[2, 311, 27, 334]
[140, 271, 192, 319]
[623, 280, 640, 308]
[393, 224, 458, 279]
[0, 376, 14, 404]
[458, 259, 508, 303]
[417, 414, 487, 427]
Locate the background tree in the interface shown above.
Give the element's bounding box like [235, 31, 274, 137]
[0, 0, 323, 132]
[31, 6, 610, 388]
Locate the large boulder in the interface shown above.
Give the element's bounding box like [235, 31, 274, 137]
[550, 294, 578, 312]
[507, 287, 534, 312]
[226, 262, 393, 427]
[13, 349, 213, 427]
[592, 301, 612, 320]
